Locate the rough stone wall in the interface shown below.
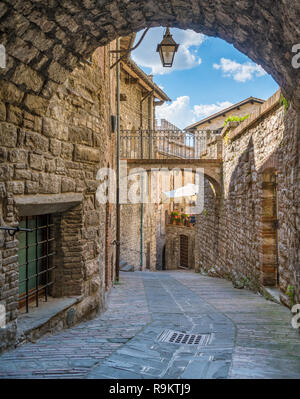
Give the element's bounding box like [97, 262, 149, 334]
[0, 45, 116, 352]
[196, 91, 300, 306]
[278, 107, 300, 305]
[194, 179, 220, 275]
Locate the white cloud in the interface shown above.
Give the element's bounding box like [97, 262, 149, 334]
[180, 30, 206, 47]
[193, 101, 233, 119]
[156, 96, 193, 128]
[132, 28, 205, 75]
[156, 96, 233, 129]
[213, 58, 267, 82]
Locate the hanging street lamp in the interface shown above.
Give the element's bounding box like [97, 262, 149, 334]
[156, 27, 179, 67]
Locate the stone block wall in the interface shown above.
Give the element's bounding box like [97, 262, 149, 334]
[0, 45, 116, 352]
[278, 107, 300, 305]
[196, 91, 300, 306]
[194, 179, 220, 276]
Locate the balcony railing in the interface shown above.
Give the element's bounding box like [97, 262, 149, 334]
[120, 129, 222, 160]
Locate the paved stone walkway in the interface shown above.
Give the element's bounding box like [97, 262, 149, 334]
[0, 271, 299, 378]
[0, 272, 150, 378]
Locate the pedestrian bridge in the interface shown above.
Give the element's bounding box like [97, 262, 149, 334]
[120, 129, 223, 190]
[120, 129, 222, 160]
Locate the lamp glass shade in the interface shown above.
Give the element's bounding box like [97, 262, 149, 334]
[156, 28, 179, 67]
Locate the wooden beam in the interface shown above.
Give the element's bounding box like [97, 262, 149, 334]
[121, 62, 166, 102]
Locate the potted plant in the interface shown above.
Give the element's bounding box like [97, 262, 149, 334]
[185, 215, 192, 227]
[170, 211, 179, 224]
[176, 214, 181, 225]
[181, 213, 189, 226]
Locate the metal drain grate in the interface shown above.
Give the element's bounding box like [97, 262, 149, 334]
[157, 330, 211, 346]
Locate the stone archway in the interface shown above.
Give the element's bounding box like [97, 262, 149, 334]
[0, 0, 300, 110]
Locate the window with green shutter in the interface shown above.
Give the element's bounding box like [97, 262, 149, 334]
[18, 215, 55, 312]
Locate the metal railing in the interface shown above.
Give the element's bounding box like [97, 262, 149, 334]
[120, 129, 222, 160]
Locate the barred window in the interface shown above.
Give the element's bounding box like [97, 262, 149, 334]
[18, 215, 55, 312]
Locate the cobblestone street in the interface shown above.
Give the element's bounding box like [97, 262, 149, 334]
[0, 271, 299, 379]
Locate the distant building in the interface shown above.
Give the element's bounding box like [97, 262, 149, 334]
[119, 35, 170, 131]
[185, 97, 264, 132]
[155, 119, 181, 131]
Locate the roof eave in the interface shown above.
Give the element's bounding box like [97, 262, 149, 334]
[184, 97, 265, 130]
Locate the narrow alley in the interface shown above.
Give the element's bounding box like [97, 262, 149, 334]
[0, 1, 300, 383]
[0, 271, 299, 379]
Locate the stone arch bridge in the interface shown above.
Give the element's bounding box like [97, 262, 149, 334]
[126, 159, 222, 197]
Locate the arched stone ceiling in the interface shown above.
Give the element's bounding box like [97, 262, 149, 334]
[0, 0, 299, 108]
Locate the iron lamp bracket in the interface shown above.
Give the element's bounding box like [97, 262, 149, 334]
[0, 226, 33, 237]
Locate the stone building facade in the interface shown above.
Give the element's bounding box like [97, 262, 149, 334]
[0, 45, 117, 353]
[118, 44, 172, 271]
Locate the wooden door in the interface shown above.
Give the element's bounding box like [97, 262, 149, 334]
[180, 235, 189, 268]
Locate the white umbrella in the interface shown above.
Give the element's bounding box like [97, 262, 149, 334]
[162, 183, 199, 199]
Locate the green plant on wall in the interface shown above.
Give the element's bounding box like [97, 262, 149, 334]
[223, 114, 250, 127]
[286, 285, 295, 306]
[280, 94, 289, 113]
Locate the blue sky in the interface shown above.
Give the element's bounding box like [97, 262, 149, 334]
[132, 28, 278, 129]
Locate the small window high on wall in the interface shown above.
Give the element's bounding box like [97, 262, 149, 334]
[18, 215, 55, 313]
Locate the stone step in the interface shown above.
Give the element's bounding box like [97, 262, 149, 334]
[120, 261, 128, 267]
[263, 287, 281, 304]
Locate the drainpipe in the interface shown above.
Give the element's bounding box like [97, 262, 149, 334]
[140, 90, 153, 159]
[115, 37, 121, 282]
[140, 186, 144, 270]
[139, 90, 153, 270]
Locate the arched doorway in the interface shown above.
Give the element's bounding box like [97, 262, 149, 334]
[146, 242, 151, 269]
[162, 245, 166, 270]
[261, 169, 279, 287]
[179, 235, 189, 269]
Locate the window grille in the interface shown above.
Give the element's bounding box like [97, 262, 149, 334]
[18, 215, 55, 313]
